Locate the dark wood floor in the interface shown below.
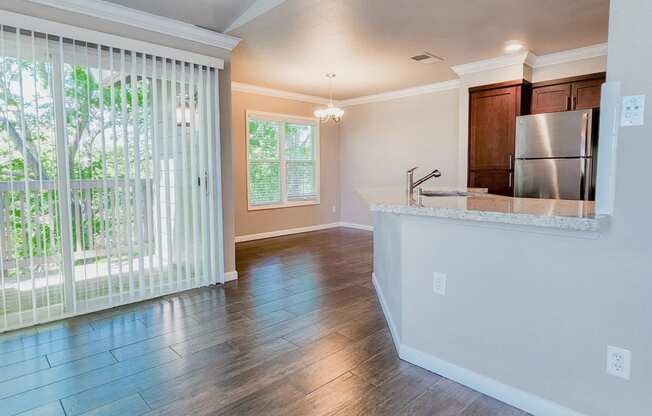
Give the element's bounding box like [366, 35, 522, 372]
[0, 228, 528, 416]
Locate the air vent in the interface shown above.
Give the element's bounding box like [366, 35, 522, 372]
[410, 52, 445, 64]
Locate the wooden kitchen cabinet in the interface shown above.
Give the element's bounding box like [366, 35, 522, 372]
[530, 72, 605, 114]
[468, 170, 512, 197]
[467, 80, 529, 196]
[530, 83, 572, 113]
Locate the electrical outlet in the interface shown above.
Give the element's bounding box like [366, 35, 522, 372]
[432, 272, 446, 295]
[621, 95, 646, 126]
[606, 345, 631, 380]
[331, 205, 337, 213]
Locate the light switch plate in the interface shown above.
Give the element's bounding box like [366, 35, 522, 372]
[621, 95, 646, 126]
[432, 272, 446, 296]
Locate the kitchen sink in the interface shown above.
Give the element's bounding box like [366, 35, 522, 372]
[419, 190, 472, 197]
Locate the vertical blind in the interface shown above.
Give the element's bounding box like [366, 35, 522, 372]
[0, 20, 224, 331]
[247, 112, 319, 208]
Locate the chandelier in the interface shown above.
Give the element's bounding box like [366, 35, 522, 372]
[314, 73, 344, 123]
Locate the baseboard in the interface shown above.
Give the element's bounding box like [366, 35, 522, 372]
[371, 272, 401, 349]
[372, 274, 584, 416]
[338, 222, 374, 232]
[399, 345, 586, 416]
[235, 222, 373, 243]
[224, 271, 238, 282]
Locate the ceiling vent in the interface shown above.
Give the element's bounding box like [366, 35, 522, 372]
[410, 52, 445, 64]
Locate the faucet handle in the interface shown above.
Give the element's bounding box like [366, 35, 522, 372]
[407, 166, 419, 173]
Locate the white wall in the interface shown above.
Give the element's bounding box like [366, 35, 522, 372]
[339, 89, 460, 226]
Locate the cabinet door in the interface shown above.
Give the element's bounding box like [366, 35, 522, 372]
[572, 78, 603, 110]
[469, 86, 519, 171]
[469, 170, 512, 196]
[530, 83, 571, 114]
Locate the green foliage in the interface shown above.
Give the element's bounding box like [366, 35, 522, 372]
[0, 53, 152, 264]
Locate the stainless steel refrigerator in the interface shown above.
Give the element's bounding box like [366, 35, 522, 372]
[514, 109, 598, 201]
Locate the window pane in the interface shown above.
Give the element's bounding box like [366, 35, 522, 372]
[285, 123, 314, 161]
[248, 119, 280, 161]
[287, 161, 315, 200]
[249, 162, 281, 205]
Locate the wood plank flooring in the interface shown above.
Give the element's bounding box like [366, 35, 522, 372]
[0, 228, 529, 416]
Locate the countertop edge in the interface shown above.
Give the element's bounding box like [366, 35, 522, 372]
[370, 203, 604, 232]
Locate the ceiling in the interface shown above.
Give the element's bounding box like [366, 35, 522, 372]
[108, 0, 610, 100]
[103, 0, 258, 33]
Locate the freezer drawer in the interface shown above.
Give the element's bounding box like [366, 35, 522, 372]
[515, 109, 593, 158]
[514, 158, 593, 200]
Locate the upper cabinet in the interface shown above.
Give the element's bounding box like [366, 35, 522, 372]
[530, 72, 605, 114]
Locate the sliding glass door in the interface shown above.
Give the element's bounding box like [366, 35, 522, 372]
[0, 22, 224, 331]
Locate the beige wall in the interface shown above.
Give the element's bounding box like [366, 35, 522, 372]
[2, 0, 237, 274]
[339, 89, 460, 226]
[232, 91, 340, 237]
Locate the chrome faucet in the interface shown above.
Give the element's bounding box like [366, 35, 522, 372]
[407, 167, 442, 199]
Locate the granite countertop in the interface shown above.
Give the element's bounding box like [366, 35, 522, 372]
[360, 187, 604, 232]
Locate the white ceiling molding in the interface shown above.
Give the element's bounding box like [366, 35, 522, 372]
[339, 80, 461, 107]
[28, 0, 241, 51]
[452, 43, 608, 76]
[534, 43, 608, 68]
[232, 82, 333, 106]
[225, 0, 288, 33]
[451, 51, 537, 76]
[0, 9, 225, 69]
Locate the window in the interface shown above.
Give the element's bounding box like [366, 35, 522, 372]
[247, 111, 320, 210]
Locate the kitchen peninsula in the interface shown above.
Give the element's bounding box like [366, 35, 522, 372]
[365, 187, 609, 416]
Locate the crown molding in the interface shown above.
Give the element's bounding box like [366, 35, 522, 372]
[225, 0, 288, 33]
[231, 82, 333, 106]
[339, 80, 460, 107]
[451, 51, 537, 76]
[452, 43, 608, 76]
[28, 0, 241, 51]
[534, 43, 608, 68]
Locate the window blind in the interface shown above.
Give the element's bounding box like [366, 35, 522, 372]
[0, 17, 224, 332]
[247, 113, 319, 209]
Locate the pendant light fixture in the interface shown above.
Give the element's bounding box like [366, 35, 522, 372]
[314, 73, 344, 123]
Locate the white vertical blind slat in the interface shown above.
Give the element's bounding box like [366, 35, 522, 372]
[109, 47, 124, 304]
[16, 29, 38, 323]
[142, 54, 155, 296]
[213, 70, 225, 283]
[151, 57, 164, 293]
[206, 68, 217, 284]
[130, 52, 145, 298]
[171, 60, 181, 291]
[0, 26, 8, 326]
[198, 67, 210, 286]
[188, 65, 201, 286]
[161, 59, 174, 292]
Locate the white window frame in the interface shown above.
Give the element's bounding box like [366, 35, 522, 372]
[246, 110, 320, 211]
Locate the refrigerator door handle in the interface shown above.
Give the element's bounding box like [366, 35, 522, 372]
[580, 113, 590, 157]
[508, 154, 514, 190]
[580, 157, 589, 200]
